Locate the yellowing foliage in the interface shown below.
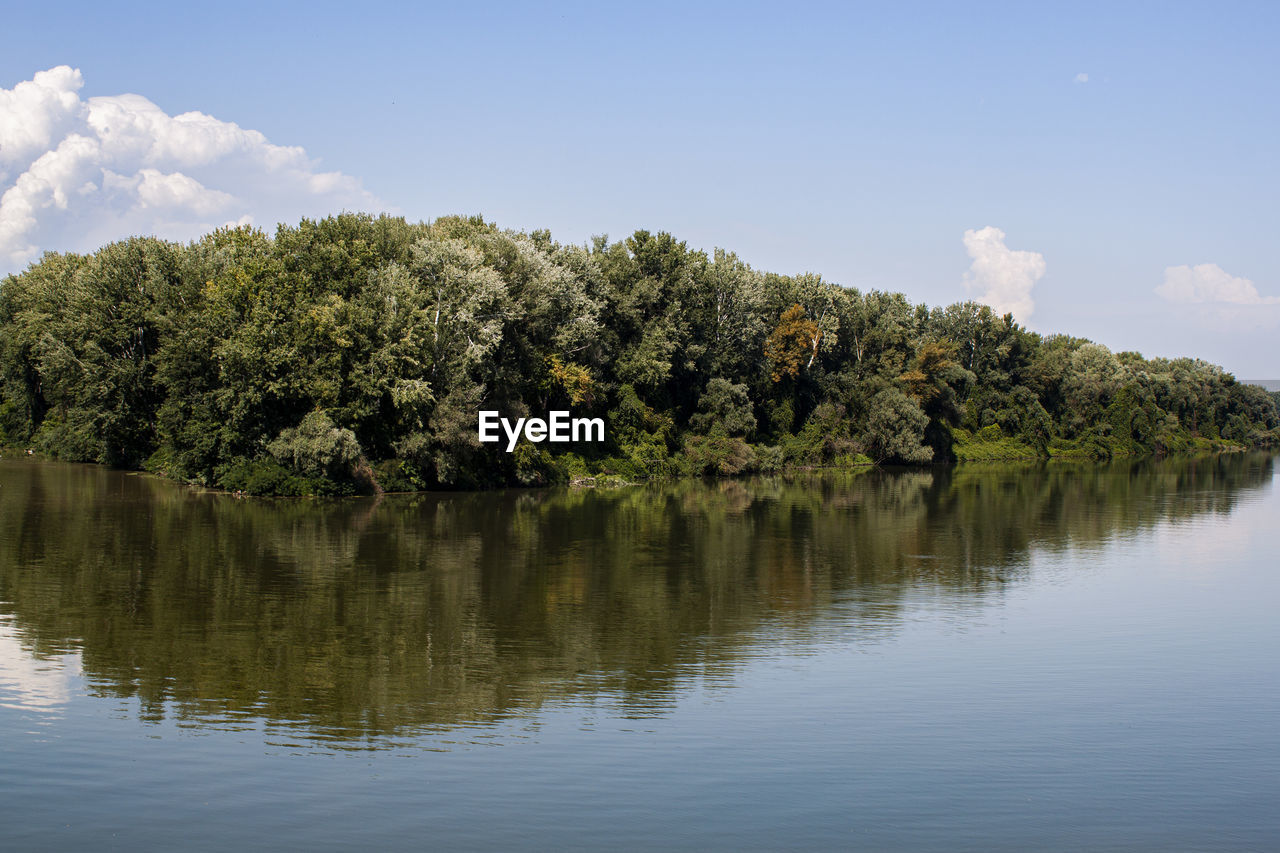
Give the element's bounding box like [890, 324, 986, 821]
[765, 305, 820, 383]
[546, 354, 595, 405]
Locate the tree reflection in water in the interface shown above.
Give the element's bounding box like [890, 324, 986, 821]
[0, 454, 1272, 742]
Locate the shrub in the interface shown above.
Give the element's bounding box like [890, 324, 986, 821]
[682, 433, 755, 476]
[267, 410, 370, 493]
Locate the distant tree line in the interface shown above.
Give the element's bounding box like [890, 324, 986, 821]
[1, 213, 1276, 494]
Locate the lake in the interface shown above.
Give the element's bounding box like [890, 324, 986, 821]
[1, 454, 1277, 851]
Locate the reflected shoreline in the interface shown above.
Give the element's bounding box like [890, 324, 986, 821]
[1, 452, 1274, 742]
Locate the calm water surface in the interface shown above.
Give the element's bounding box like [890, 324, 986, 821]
[1, 455, 1277, 851]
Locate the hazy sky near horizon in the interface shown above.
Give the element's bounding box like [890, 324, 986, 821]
[2, 1, 1277, 375]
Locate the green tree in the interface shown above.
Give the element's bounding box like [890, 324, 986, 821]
[690, 378, 756, 437]
[864, 389, 932, 464]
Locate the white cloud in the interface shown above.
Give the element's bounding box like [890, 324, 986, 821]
[0, 618, 82, 713]
[962, 226, 1046, 322]
[0, 66, 85, 183]
[1156, 263, 1279, 305]
[0, 66, 381, 275]
[1075, 72, 1089, 83]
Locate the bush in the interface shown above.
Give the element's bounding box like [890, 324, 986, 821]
[864, 389, 932, 464]
[267, 410, 371, 492]
[781, 403, 859, 464]
[689, 378, 756, 437]
[754, 444, 785, 472]
[682, 433, 755, 476]
[217, 458, 313, 496]
[951, 425, 1040, 461]
[513, 443, 567, 486]
[373, 459, 425, 492]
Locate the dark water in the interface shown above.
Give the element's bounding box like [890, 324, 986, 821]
[1, 455, 1277, 851]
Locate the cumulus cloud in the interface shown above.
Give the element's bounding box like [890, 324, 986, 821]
[0, 66, 380, 275]
[962, 226, 1046, 322]
[1075, 72, 1089, 83]
[1156, 263, 1279, 305]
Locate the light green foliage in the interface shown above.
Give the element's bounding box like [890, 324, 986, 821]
[690, 378, 756, 437]
[700, 250, 766, 377]
[268, 410, 364, 484]
[865, 389, 933, 464]
[783, 402, 860, 464]
[681, 433, 756, 476]
[410, 237, 508, 382]
[616, 321, 676, 392]
[950, 425, 1040, 461]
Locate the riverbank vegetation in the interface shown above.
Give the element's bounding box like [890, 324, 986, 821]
[1, 213, 1276, 494]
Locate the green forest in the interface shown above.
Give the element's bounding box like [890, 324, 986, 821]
[1, 213, 1276, 495]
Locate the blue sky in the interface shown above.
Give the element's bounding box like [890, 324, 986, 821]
[3, 1, 1277, 375]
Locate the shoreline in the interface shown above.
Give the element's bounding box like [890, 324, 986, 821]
[4, 443, 1269, 499]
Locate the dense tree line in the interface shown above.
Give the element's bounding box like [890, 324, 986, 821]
[1, 213, 1276, 494]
